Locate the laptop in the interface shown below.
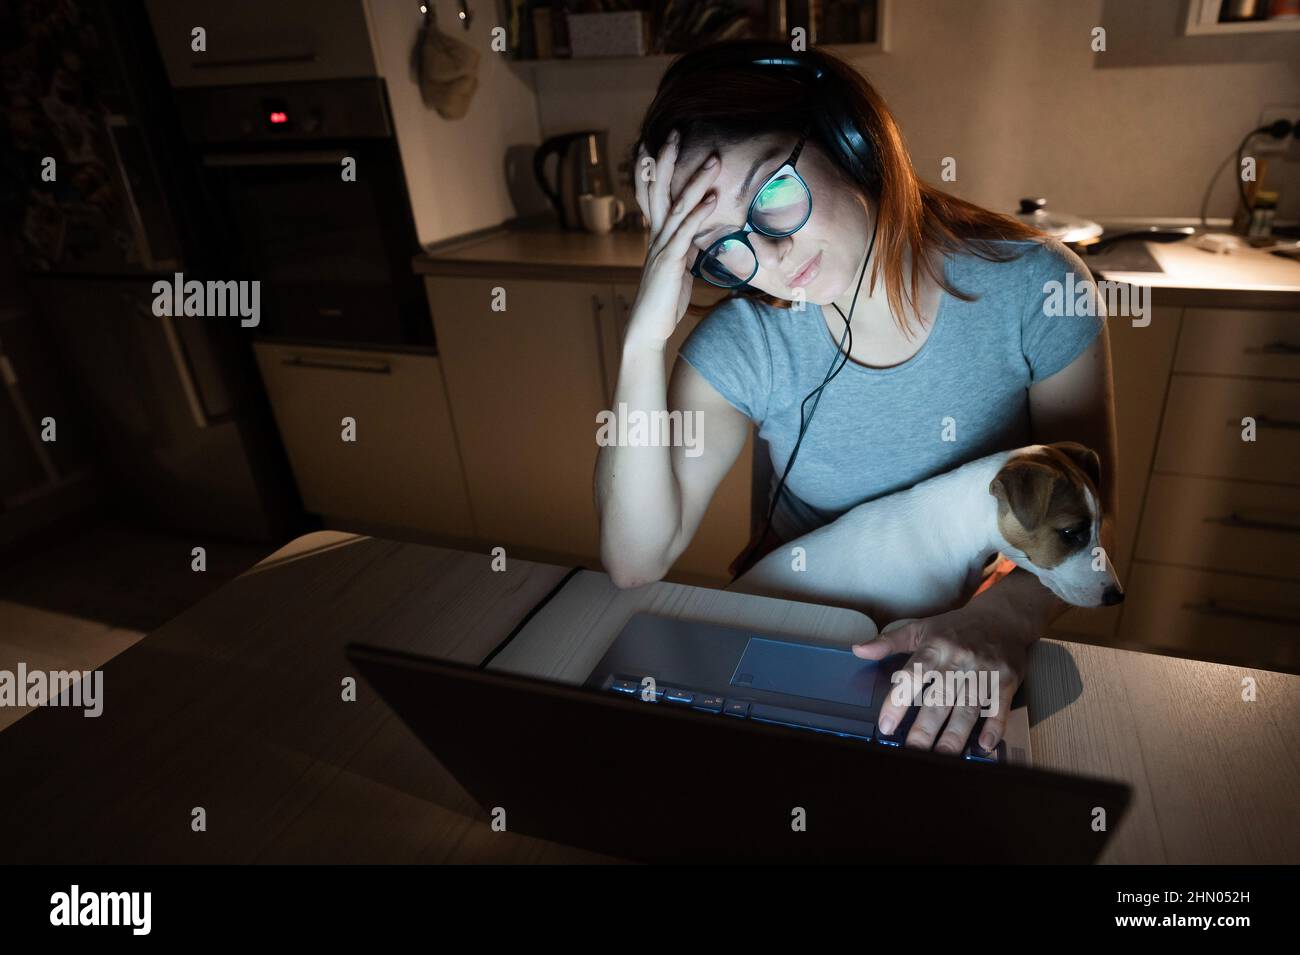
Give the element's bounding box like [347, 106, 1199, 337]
[347, 614, 1131, 863]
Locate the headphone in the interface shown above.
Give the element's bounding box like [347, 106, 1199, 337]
[671, 49, 880, 586]
[659, 46, 879, 189]
[748, 55, 877, 189]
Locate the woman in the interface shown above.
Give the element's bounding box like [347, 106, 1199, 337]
[593, 41, 1117, 756]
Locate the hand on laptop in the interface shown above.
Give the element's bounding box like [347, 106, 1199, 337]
[851, 601, 1028, 755]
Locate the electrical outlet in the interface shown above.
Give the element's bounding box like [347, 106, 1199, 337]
[1255, 105, 1300, 158]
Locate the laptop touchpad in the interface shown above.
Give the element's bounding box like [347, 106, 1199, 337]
[729, 637, 877, 708]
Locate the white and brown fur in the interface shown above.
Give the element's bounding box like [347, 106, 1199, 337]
[729, 442, 1123, 625]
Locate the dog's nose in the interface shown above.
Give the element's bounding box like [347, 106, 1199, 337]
[1102, 586, 1125, 606]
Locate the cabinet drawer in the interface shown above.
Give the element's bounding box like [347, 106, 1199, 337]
[1118, 562, 1300, 672]
[253, 343, 473, 537]
[1137, 474, 1300, 580]
[1176, 309, 1300, 380]
[1154, 375, 1300, 485]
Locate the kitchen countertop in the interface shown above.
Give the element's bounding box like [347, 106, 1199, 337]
[1088, 235, 1300, 309]
[413, 220, 1300, 308]
[414, 222, 649, 284]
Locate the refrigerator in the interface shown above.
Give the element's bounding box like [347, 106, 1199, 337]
[0, 0, 300, 542]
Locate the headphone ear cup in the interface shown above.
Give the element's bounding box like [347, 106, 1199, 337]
[812, 81, 875, 186]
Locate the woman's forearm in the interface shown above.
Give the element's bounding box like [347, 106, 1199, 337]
[966, 565, 1068, 647]
[593, 338, 684, 588]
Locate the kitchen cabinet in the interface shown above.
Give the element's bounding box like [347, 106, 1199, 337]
[1049, 306, 1300, 670]
[144, 0, 377, 88]
[425, 275, 751, 580]
[253, 341, 473, 538]
[1118, 307, 1300, 671]
[424, 277, 609, 561]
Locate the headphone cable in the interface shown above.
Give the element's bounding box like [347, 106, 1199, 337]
[727, 212, 880, 586]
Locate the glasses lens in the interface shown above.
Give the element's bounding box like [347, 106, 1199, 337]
[701, 237, 757, 287]
[751, 173, 811, 236]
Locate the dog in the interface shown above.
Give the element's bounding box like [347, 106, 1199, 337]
[729, 442, 1124, 625]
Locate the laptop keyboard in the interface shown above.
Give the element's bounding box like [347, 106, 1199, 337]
[605, 674, 1005, 763]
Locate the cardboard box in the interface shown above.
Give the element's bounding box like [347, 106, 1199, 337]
[566, 11, 648, 58]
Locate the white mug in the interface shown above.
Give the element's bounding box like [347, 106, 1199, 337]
[579, 193, 626, 234]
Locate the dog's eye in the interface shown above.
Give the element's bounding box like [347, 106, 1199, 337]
[1056, 523, 1089, 546]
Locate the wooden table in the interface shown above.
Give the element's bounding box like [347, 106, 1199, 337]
[1, 532, 1296, 864]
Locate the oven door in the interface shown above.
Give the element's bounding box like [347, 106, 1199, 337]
[201, 139, 431, 349]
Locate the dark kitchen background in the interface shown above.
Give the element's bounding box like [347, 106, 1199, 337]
[1, 0, 1298, 731]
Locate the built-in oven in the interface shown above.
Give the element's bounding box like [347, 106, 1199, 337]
[177, 77, 432, 350]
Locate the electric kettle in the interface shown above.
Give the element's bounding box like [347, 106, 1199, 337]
[533, 130, 612, 230]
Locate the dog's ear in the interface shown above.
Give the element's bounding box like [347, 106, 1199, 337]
[989, 459, 1059, 531]
[1050, 441, 1102, 490]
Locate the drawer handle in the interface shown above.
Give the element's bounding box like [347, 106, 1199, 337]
[1183, 598, 1300, 628]
[282, 356, 392, 375]
[1258, 415, 1300, 431]
[204, 151, 350, 168]
[1245, 341, 1300, 357]
[1229, 415, 1300, 431]
[592, 294, 609, 399]
[158, 313, 218, 429]
[1207, 511, 1300, 535]
[193, 53, 318, 69]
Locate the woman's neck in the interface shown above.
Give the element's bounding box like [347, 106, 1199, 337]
[829, 246, 940, 330]
[822, 239, 944, 368]
[827, 212, 882, 320]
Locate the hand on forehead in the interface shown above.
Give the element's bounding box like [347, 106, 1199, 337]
[668, 135, 782, 209]
[667, 141, 721, 198]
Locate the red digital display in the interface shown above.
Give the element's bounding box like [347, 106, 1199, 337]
[269, 111, 288, 125]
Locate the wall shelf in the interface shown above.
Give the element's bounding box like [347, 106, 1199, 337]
[509, 41, 886, 74]
[504, 0, 888, 65]
[1184, 0, 1300, 35]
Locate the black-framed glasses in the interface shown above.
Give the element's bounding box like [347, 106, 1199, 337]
[689, 123, 814, 289]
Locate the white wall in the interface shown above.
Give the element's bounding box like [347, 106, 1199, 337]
[531, 0, 1300, 221]
[366, 0, 542, 244]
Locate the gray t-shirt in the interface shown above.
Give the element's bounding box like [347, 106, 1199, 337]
[677, 237, 1104, 543]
